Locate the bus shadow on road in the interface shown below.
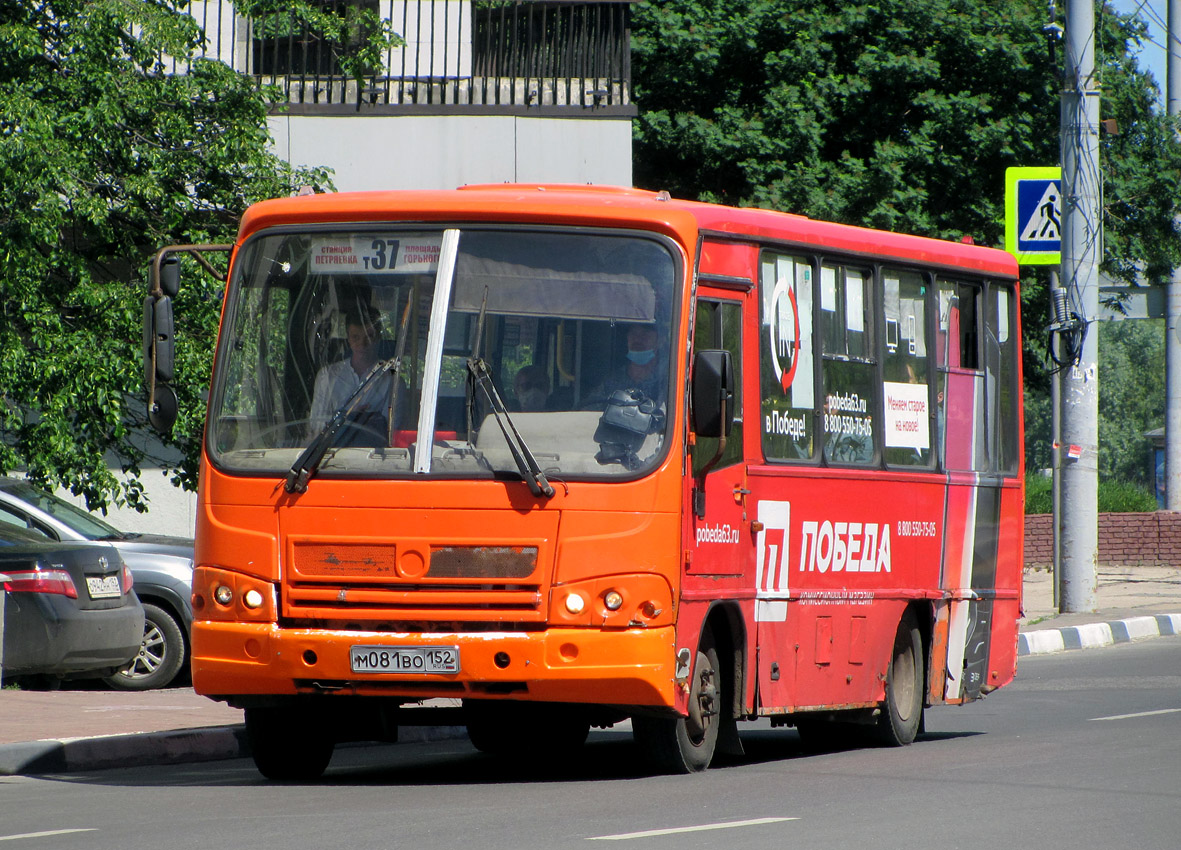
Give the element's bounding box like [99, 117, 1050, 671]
[724, 728, 986, 768]
[32, 728, 985, 789]
[313, 727, 987, 786]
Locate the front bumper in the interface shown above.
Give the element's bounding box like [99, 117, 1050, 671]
[192, 621, 678, 708]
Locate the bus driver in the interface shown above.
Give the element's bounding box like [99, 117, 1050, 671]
[307, 307, 393, 445]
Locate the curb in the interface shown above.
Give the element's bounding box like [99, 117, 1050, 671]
[1018, 613, 1181, 656]
[0, 723, 468, 777]
[0, 725, 248, 777]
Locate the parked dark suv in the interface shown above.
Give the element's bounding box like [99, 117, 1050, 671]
[0, 478, 194, 690]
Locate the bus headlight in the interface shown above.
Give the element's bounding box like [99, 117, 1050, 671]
[192, 566, 278, 623]
[551, 574, 673, 627]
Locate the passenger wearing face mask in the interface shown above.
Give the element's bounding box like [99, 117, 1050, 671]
[512, 364, 550, 411]
[588, 323, 668, 468]
[592, 323, 667, 405]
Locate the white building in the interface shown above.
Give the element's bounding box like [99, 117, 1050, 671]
[194, 0, 635, 191]
[111, 0, 636, 536]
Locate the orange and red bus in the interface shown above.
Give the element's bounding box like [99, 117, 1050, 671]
[146, 185, 1023, 778]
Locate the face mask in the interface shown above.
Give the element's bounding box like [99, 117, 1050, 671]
[627, 349, 656, 366]
[518, 389, 548, 411]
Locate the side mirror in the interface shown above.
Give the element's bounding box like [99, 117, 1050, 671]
[691, 349, 735, 439]
[148, 385, 178, 433]
[144, 295, 175, 382]
[143, 294, 177, 432]
[159, 256, 180, 298]
[141, 242, 232, 435]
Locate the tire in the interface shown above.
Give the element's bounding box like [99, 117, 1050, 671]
[104, 603, 187, 691]
[633, 637, 721, 774]
[465, 701, 590, 758]
[465, 701, 519, 755]
[873, 610, 924, 746]
[246, 707, 335, 781]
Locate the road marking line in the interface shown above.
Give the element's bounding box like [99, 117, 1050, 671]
[588, 817, 798, 840]
[0, 830, 97, 842]
[1090, 708, 1181, 722]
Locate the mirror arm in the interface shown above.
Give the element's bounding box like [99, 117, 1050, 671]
[692, 396, 728, 519]
[149, 244, 233, 296]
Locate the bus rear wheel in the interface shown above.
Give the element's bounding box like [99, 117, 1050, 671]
[246, 707, 335, 781]
[633, 638, 720, 773]
[873, 610, 924, 746]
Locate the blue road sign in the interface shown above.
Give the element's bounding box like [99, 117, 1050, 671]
[1004, 167, 1061, 266]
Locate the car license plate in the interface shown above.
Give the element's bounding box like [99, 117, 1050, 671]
[85, 575, 122, 599]
[350, 645, 460, 674]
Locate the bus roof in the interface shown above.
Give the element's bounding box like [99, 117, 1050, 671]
[238, 184, 1019, 279]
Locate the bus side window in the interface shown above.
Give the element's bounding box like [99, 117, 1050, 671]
[821, 264, 876, 466]
[882, 269, 932, 468]
[987, 284, 1020, 475]
[758, 252, 815, 461]
[692, 299, 743, 475]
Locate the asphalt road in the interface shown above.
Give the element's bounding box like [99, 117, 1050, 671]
[1, 638, 1179, 850]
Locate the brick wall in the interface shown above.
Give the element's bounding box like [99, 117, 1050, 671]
[1024, 512, 1181, 567]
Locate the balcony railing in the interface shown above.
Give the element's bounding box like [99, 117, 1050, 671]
[185, 0, 634, 113]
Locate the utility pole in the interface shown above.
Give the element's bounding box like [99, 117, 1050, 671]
[1167, 0, 1181, 511]
[1057, 0, 1101, 612]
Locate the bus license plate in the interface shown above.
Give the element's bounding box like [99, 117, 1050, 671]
[350, 645, 460, 674]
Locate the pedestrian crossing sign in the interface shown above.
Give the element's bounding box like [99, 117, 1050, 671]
[1004, 166, 1062, 265]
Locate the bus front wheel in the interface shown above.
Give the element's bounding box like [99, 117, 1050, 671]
[873, 610, 924, 746]
[633, 638, 720, 773]
[246, 707, 335, 781]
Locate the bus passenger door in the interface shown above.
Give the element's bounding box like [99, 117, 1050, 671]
[687, 295, 751, 582]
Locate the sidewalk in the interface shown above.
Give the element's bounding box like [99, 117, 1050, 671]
[2, 565, 1179, 776]
[1018, 565, 1181, 654]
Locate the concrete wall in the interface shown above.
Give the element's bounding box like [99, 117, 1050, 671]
[1025, 512, 1181, 567]
[45, 433, 197, 539]
[56, 473, 197, 540]
[268, 113, 633, 192]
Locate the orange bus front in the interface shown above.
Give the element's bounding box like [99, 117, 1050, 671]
[191, 207, 695, 719]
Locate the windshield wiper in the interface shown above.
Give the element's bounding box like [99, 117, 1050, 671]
[463, 288, 554, 499]
[466, 356, 555, 499]
[286, 358, 397, 494]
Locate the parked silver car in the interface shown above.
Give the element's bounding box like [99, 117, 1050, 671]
[0, 478, 194, 690]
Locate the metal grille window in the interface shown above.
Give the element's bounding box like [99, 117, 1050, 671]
[181, 0, 633, 111]
[471, 1, 631, 106]
[252, 1, 381, 79]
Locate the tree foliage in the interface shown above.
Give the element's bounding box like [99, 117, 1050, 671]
[633, 0, 1181, 477]
[1097, 8, 1181, 285]
[633, 0, 1179, 258]
[0, 0, 331, 510]
[1026, 319, 1165, 485]
[633, 0, 1062, 242]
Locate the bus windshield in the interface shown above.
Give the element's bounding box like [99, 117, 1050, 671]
[207, 226, 679, 482]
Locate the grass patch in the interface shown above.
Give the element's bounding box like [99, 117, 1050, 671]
[1025, 474, 1157, 514]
